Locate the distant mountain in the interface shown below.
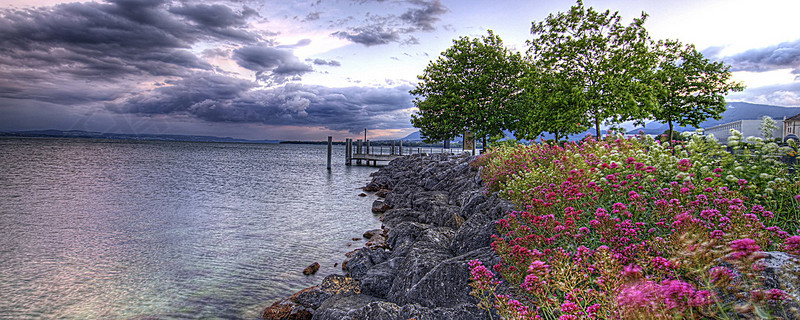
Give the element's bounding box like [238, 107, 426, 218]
[401, 131, 462, 144]
[401, 131, 422, 140]
[629, 102, 800, 135]
[0, 130, 281, 144]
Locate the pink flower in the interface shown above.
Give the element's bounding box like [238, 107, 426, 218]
[728, 238, 761, 261]
[469, 260, 499, 289]
[767, 289, 788, 301]
[661, 280, 696, 310]
[651, 256, 674, 270]
[784, 236, 800, 255]
[622, 264, 643, 280]
[586, 303, 601, 315]
[690, 290, 715, 307]
[560, 301, 579, 314]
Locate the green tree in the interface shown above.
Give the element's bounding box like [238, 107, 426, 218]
[526, 0, 658, 138]
[652, 40, 745, 141]
[512, 63, 589, 142]
[410, 30, 524, 145]
[760, 115, 778, 141]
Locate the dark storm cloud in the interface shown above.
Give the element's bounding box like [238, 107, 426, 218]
[110, 73, 414, 132]
[0, 0, 258, 83]
[724, 39, 800, 75]
[308, 58, 342, 66]
[109, 73, 256, 114]
[332, 26, 401, 46]
[400, 0, 446, 31]
[232, 45, 314, 84]
[169, 3, 259, 41]
[332, 0, 447, 46]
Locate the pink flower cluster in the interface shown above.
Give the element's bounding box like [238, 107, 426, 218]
[472, 137, 799, 319]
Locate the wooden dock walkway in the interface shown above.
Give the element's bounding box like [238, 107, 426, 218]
[342, 138, 457, 166]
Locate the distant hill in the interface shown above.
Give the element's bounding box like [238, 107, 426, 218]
[401, 131, 461, 144]
[0, 130, 281, 144]
[401, 131, 422, 140]
[401, 102, 800, 142]
[629, 102, 800, 134]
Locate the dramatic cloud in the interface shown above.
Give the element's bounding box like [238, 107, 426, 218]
[332, 0, 447, 46]
[308, 58, 342, 66]
[332, 26, 401, 46]
[728, 82, 800, 107]
[725, 39, 800, 75]
[0, 0, 257, 82]
[109, 73, 414, 132]
[233, 45, 314, 84]
[400, 0, 446, 31]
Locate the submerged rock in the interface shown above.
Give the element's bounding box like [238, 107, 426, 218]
[302, 262, 320, 275]
[371, 200, 391, 213]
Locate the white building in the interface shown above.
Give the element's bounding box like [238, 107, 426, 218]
[784, 113, 800, 142]
[704, 119, 783, 144]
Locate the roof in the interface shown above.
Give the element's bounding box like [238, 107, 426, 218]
[787, 113, 800, 121]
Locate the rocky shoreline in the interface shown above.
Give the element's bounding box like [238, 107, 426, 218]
[262, 153, 514, 320]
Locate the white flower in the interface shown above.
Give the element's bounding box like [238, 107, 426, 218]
[747, 136, 763, 144]
[765, 188, 774, 194]
[760, 173, 772, 180]
[726, 175, 738, 182]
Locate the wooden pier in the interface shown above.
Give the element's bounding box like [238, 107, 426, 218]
[342, 138, 457, 166]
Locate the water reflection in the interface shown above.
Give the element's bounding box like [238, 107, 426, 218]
[0, 138, 381, 319]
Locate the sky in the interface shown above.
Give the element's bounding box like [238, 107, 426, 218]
[1, 0, 799, 141]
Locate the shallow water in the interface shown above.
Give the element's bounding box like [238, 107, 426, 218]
[0, 138, 382, 319]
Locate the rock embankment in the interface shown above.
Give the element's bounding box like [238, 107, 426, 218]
[263, 153, 514, 320]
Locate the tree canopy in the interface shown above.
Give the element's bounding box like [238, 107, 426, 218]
[651, 40, 745, 141]
[410, 30, 523, 144]
[525, 0, 658, 138]
[410, 1, 742, 145]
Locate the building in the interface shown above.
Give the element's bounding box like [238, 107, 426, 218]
[784, 113, 800, 142]
[704, 119, 783, 144]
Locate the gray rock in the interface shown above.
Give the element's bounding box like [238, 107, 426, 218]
[266, 154, 515, 320]
[345, 247, 390, 280]
[359, 258, 400, 298]
[312, 294, 382, 320]
[371, 199, 391, 213]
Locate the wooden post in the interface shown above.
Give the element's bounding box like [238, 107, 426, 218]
[366, 140, 370, 154]
[327, 136, 332, 170]
[356, 139, 362, 165]
[345, 138, 352, 165]
[391, 140, 395, 155]
[399, 140, 403, 155]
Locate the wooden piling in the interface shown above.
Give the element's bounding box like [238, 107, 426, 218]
[327, 136, 332, 170]
[345, 138, 352, 165]
[356, 139, 362, 165]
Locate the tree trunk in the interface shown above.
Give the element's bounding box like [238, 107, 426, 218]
[668, 120, 674, 143]
[482, 136, 487, 154]
[595, 117, 601, 139]
[554, 131, 560, 143]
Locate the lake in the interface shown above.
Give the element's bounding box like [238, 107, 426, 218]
[0, 138, 382, 319]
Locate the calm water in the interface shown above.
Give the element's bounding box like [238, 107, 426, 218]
[0, 138, 382, 319]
